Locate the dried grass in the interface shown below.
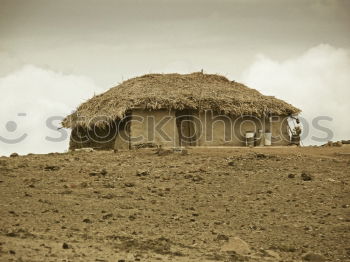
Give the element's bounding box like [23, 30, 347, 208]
[62, 72, 301, 128]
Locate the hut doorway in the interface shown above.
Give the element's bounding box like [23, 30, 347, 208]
[175, 110, 197, 146]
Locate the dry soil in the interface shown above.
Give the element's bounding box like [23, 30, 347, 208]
[0, 146, 349, 262]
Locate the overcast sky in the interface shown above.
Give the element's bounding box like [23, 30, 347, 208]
[1, 0, 349, 155]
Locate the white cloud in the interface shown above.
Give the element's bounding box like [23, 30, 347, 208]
[240, 44, 350, 145]
[0, 65, 103, 156]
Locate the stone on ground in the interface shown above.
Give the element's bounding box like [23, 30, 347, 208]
[220, 237, 251, 255]
[302, 252, 326, 262]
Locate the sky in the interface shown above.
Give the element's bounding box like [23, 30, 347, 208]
[0, 0, 349, 155]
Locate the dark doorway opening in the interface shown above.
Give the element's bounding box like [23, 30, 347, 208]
[175, 110, 197, 146]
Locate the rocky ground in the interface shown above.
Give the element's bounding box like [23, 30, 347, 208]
[0, 146, 349, 262]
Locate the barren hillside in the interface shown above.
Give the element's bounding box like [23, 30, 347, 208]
[0, 147, 349, 261]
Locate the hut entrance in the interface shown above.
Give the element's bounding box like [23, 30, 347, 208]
[175, 110, 197, 146]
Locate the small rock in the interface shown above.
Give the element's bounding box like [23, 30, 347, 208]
[262, 249, 281, 260]
[6, 232, 17, 237]
[62, 243, 69, 249]
[220, 237, 251, 255]
[256, 153, 267, 159]
[10, 153, 19, 158]
[44, 165, 60, 171]
[124, 182, 135, 187]
[100, 169, 108, 176]
[216, 234, 229, 241]
[89, 171, 99, 176]
[102, 213, 113, 220]
[302, 252, 325, 262]
[301, 172, 313, 181]
[136, 170, 150, 177]
[228, 160, 235, 166]
[192, 175, 204, 182]
[288, 174, 296, 178]
[102, 193, 115, 199]
[82, 218, 92, 223]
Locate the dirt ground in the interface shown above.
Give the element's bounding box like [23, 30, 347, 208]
[0, 146, 349, 262]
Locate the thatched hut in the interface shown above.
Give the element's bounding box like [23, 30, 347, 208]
[62, 72, 300, 150]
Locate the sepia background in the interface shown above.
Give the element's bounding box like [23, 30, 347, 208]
[1, 0, 350, 155]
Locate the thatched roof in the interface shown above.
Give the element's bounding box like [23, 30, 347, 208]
[62, 72, 301, 128]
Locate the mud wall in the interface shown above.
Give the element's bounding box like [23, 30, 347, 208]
[69, 111, 291, 150]
[114, 117, 131, 150]
[269, 116, 291, 146]
[129, 109, 179, 148]
[196, 111, 264, 146]
[196, 111, 289, 146]
[69, 124, 117, 150]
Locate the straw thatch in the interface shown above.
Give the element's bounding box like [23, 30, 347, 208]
[62, 72, 301, 128]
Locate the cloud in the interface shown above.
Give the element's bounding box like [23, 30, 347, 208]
[0, 65, 103, 156]
[240, 44, 350, 145]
